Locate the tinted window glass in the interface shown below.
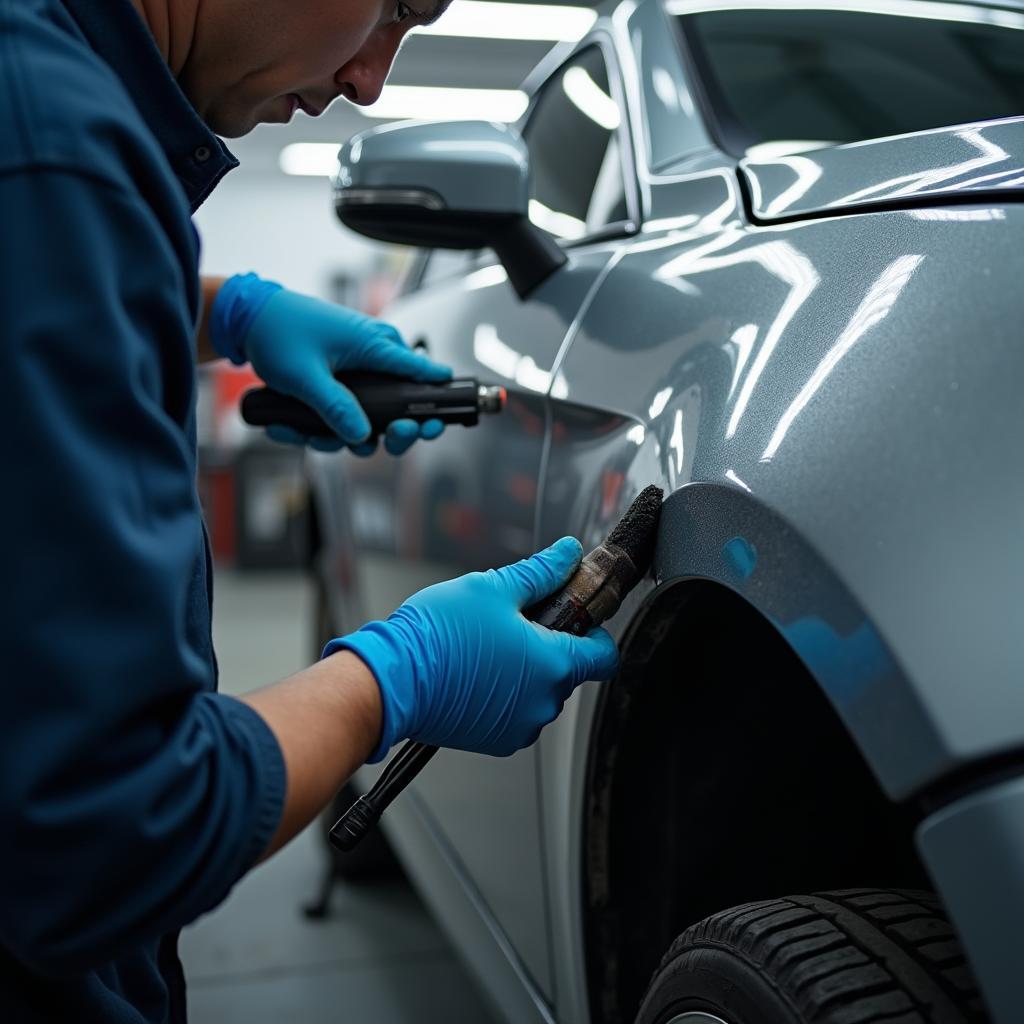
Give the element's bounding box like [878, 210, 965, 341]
[679, 4, 1024, 153]
[523, 47, 629, 239]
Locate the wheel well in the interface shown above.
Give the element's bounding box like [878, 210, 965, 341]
[583, 580, 930, 1024]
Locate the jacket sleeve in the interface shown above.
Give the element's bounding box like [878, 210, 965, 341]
[0, 168, 286, 974]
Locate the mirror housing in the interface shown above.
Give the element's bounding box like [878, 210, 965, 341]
[334, 120, 566, 299]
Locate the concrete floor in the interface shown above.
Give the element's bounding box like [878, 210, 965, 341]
[180, 570, 497, 1024]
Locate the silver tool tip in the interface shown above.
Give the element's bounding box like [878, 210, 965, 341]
[478, 385, 507, 415]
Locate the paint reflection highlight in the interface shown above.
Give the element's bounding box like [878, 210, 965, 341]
[761, 254, 925, 462]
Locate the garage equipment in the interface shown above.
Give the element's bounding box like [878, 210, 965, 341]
[330, 484, 665, 852]
[240, 371, 506, 440]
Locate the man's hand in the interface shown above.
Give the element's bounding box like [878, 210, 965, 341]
[241, 538, 618, 859]
[207, 274, 453, 456]
[325, 537, 621, 761]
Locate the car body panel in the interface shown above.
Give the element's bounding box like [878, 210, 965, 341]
[917, 772, 1024, 1024]
[741, 117, 1024, 221]
[531, 181, 1024, 1020]
[379, 789, 555, 1024]
[542, 189, 1024, 800]
[614, 0, 714, 173]
[312, 1, 1024, 1020]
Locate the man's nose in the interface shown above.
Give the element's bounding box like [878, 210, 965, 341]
[335, 32, 402, 107]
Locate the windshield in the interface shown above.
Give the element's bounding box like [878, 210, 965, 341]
[670, 1, 1024, 156]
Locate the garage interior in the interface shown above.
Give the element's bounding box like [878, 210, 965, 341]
[6, 0, 1022, 1022]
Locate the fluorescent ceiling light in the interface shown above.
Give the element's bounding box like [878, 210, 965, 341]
[561, 66, 620, 130]
[414, 1, 597, 41]
[280, 143, 340, 177]
[358, 85, 528, 122]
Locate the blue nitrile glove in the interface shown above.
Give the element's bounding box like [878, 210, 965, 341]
[324, 537, 619, 761]
[209, 273, 452, 455]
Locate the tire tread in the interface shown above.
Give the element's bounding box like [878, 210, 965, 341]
[648, 888, 986, 1023]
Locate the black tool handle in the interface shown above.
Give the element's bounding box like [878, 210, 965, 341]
[240, 372, 482, 440]
[328, 588, 595, 853]
[329, 741, 439, 851]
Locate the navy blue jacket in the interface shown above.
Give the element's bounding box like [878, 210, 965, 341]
[0, 1, 286, 1019]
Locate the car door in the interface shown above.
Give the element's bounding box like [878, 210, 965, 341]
[347, 40, 637, 1001]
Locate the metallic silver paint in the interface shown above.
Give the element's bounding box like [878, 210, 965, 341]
[381, 791, 556, 1024]
[742, 118, 1024, 221]
[627, 0, 712, 172]
[313, 1, 1024, 1020]
[548, 198, 1024, 801]
[337, 120, 530, 215]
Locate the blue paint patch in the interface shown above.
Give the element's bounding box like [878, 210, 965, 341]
[782, 616, 892, 708]
[722, 535, 757, 582]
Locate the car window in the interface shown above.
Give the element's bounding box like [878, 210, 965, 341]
[522, 46, 630, 240]
[674, 2, 1024, 155]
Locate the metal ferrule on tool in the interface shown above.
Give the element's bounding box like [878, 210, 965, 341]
[530, 543, 638, 636]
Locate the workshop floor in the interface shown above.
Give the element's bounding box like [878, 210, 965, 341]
[179, 570, 498, 1024]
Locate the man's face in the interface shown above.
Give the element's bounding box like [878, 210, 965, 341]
[182, 0, 448, 138]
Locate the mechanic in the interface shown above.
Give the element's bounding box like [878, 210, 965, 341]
[0, 1, 620, 1021]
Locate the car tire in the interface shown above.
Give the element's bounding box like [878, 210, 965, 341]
[634, 889, 987, 1024]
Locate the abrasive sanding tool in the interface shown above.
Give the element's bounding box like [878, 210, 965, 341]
[330, 484, 665, 852]
[241, 371, 507, 440]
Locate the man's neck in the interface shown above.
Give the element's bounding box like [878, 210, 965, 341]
[127, 0, 196, 75]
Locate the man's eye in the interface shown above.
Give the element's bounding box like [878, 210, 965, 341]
[392, 1, 413, 23]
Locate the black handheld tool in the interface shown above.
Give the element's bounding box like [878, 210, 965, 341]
[240, 372, 507, 440]
[330, 484, 665, 853]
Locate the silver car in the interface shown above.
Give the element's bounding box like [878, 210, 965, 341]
[307, 1, 1024, 1021]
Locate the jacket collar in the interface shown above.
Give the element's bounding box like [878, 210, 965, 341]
[60, 0, 238, 212]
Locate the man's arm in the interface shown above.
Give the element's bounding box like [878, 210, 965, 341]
[0, 169, 291, 974]
[197, 274, 226, 363]
[246, 536, 621, 863]
[0, 167, 615, 976]
[240, 651, 382, 859]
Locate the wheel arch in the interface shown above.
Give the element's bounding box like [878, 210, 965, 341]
[580, 482, 941, 1023]
[648, 482, 950, 800]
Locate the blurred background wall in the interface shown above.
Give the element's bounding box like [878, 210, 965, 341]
[194, 174, 386, 303]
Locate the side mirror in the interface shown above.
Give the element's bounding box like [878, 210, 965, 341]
[334, 120, 566, 299]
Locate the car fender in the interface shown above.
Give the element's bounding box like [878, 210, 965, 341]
[543, 201, 1024, 803]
